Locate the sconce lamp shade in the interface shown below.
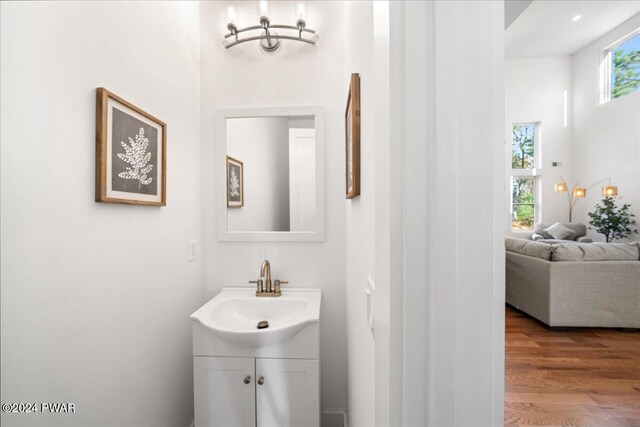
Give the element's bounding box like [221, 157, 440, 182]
[258, 0, 270, 19]
[227, 5, 236, 27]
[296, 2, 308, 22]
[555, 182, 568, 192]
[602, 185, 618, 197]
[573, 187, 586, 198]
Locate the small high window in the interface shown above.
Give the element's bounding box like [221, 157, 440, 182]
[605, 30, 640, 101]
[511, 123, 535, 169]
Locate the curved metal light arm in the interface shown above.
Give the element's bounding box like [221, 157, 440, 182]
[224, 25, 316, 39]
[584, 177, 611, 192]
[225, 25, 263, 39]
[224, 34, 317, 49]
[268, 25, 316, 34]
[223, 16, 318, 51]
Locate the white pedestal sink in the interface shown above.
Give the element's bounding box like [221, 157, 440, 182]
[191, 287, 322, 427]
[191, 287, 321, 347]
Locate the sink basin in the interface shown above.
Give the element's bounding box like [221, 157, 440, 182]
[190, 287, 321, 346]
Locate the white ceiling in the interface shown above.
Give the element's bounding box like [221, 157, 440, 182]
[506, 1, 640, 58]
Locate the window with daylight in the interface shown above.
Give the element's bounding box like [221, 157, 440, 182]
[605, 30, 640, 101]
[511, 177, 536, 232]
[511, 123, 535, 169]
[510, 123, 538, 232]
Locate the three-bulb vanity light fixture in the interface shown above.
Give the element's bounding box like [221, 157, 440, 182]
[554, 176, 618, 222]
[224, 1, 318, 52]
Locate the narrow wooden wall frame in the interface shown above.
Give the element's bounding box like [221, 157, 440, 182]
[345, 73, 361, 199]
[96, 88, 167, 206]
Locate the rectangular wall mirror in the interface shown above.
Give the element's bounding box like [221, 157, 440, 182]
[216, 106, 325, 241]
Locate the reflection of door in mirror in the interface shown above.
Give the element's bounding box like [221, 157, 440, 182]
[289, 128, 316, 232]
[226, 116, 316, 233]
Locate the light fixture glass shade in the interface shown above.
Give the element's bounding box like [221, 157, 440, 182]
[295, 1, 308, 22]
[555, 182, 568, 192]
[573, 187, 586, 198]
[602, 185, 618, 197]
[258, 0, 270, 19]
[226, 5, 236, 27]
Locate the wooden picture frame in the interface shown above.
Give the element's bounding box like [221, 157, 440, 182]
[96, 88, 167, 206]
[226, 156, 244, 208]
[345, 73, 361, 199]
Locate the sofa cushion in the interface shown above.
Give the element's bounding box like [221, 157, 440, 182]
[534, 222, 586, 239]
[551, 242, 639, 261]
[531, 233, 546, 241]
[505, 236, 553, 260]
[544, 223, 578, 240]
[537, 239, 578, 244]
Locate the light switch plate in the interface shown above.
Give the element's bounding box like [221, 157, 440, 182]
[365, 276, 375, 332]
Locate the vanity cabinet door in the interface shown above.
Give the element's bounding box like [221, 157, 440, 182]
[255, 358, 319, 427]
[194, 356, 256, 427]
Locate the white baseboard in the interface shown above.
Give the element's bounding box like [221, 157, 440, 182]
[322, 410, 347, 427]
[192, 412, 346, 427]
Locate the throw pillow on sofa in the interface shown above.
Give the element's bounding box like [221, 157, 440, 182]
[544, 222, 577, 241]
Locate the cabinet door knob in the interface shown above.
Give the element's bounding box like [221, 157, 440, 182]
[243, 375, 251, 384]
[257, 376, 264, 385]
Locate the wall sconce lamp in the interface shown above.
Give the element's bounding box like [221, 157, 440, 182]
[224, 1, 318, 52]
[555, 177, 618, 222]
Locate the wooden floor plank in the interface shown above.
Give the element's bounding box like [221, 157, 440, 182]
[504, 305, 640, 426]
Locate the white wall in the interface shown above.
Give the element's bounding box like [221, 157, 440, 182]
[344, 2, 376, 426]
[0, 2, 202, 426]
[346, 3, 506, 426]
[227, 117, 291, 232]
[373, 3, 396, 425]
[427, 2, 505, 424]
[572, 14, 640, 241]
[389, 1, 505, 425]
[505, 57, 574, 229]
[199, 0, 347, 414]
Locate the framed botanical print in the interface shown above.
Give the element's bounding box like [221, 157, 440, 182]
[345, 73, 361, 199]
[95, 88, 166, 206]
[226, 156, 244, 208]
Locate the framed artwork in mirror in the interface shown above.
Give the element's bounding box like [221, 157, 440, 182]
[226, 156, 244, 208]
[95, 88, 166, 206]
[345, 73, 361, 199]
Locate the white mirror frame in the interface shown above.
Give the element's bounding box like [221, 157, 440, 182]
[216, 106, 325, 242]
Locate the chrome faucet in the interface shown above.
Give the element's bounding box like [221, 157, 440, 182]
[250, 259, 288, 297]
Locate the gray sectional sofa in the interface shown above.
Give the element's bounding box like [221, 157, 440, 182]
[505, 237, 640, 328]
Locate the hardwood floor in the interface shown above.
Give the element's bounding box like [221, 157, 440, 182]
[505, 305, 640, 427]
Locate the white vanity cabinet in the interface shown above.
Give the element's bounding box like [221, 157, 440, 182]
[255, 358, 319, 427]
[191, 288, 322, 427]
[194, 357, 256, 427]
[194, 356, 319, 427]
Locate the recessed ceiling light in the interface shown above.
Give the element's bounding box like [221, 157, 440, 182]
[572, 15, 582, 22]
